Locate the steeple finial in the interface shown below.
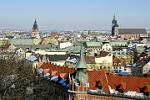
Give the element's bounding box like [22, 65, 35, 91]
[113, 13, 115, 20]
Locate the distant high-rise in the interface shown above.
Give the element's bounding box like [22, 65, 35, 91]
[111, 15, 119, 36]
[32, 19, 40, 39]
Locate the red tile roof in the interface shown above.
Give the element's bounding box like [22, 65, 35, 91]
[40, 62, 76, 78]
[51, 71, 58, 76]
[88, 70, 150, 93]
[60, 73, 68, 79]
[88, 70, 110, 93]
[41, 62, 150, 94]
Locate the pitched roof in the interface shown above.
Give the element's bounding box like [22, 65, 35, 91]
[12, 44, 54, 51]
[88, 70, 150, 93]
[96, 51, 109, 57]
[9, 39, 34, 45]
[46, 55, 68, 61]
[85, 56, 95, 64]
[40, 62, 76, 76]
[84, 41, 102, 48]
[118, 28, 147, 34]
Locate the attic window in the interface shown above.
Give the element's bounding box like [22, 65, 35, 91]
[26, 48, 29, 51]
[114, 63, 117, 66]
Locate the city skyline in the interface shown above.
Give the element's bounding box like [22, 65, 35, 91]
[0, 0, 150, 31]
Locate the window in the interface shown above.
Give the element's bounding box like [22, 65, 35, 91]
[113, 52, 116, 55]
[119, 66, 121, 69]
[108, 67, 110, 71]
[114, 66, 116, 69]
[100, 66, 102, 69]
[114, 63, 117, 66]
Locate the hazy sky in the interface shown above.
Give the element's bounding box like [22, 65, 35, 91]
[0, 0, 149, 31]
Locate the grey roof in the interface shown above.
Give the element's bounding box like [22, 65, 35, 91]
[9, 39, 34, 45]
[46, 55, 68, 61]
[119, 28, 147, 34]
[38, 55, 68, 61]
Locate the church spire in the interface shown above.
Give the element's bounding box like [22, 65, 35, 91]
[34, 18, 37, 24]
[113, 13, 115, 20]
[32, 19, 40, 39]
[75, 44, 88, 89]
[112, 14, 116, 25]
[76, 45, 87, 69]
[112, 14, 119, 36]
[33, 18, 38, 31]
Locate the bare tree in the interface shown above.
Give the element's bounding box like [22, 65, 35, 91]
[0, 57, 70, 100]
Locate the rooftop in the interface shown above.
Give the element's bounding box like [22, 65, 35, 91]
[119, 28, 147, 34]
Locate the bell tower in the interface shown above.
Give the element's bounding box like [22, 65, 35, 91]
[112, 15, 119, 36]
[32, 19, 40, 39]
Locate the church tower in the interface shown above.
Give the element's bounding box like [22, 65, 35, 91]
[32, 19, 40, 39]
[75, 45, 88, 86]
[112, 15, 119, 36]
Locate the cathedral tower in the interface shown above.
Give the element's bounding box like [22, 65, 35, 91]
[112, 15, 119, 36]
[32, 19, 40, 39]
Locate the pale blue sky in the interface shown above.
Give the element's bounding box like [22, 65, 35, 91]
[0, 0, 149, 31]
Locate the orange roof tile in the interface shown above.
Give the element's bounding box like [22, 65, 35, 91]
[51, 71, 58, 76]
[40, 62, 76, 79]
[60, 73, 68, 79]
[88, 70, 150, 93]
